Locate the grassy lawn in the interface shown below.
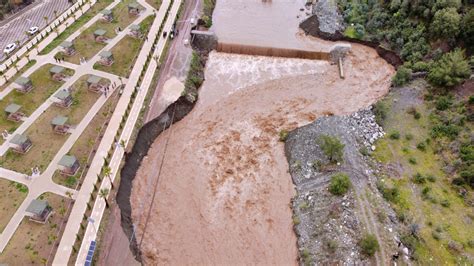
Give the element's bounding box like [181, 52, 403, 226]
[93, 15, 154, 77]
[0, 60, 37, 93]
[62, 0, 144, 64]
[0, 178, 28, 233]
[373, 86, 474, 264]
[0, 193, 72, 265]
[39, 0, 114, 55]
[146, 0, 162, 10]
[0, 64, 72, 136]
[53, 89, 119, 189]
[0, 76, 102, 174]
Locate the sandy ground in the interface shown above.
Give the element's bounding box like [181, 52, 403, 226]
[130, 41, 394, 265]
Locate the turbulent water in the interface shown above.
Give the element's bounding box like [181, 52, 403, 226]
[130, 0, 395, 264]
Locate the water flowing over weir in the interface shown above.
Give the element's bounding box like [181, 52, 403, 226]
[217, 42, 331, 60]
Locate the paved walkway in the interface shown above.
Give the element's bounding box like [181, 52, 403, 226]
[0, 0, 153, 258]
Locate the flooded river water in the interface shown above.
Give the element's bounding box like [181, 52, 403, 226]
[130, 0, 395, 264]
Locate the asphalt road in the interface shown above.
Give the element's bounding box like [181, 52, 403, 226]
[0, 0, 71, 62]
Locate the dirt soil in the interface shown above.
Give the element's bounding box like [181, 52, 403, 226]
[130, 40, 394, 265]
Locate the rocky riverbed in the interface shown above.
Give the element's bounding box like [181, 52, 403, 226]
[285, 107, 404, 264]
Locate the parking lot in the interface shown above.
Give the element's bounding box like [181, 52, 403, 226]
[0, 0, 71, 62]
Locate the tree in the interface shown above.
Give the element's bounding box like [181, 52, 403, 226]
[461, 9, 474, 51]
[427, 49, 471, 87]
[99, 188, 110, 208]
[43, 16, 49, 25]
[102, 165, 114, 189]
[431, 7, 461, 39]
[329, 173, 351, 196]
[317, 135, 345, 163]
[392, 66, 412, 87]
[359, 234, 380, 257]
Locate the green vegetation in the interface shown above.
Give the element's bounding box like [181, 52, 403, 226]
[146, 0, 162, 10]
[183, 52, 204, 102]
[329, 173, 351, 196]
[317, 134, 345, 163]
[359, 234, 379, 257]
[61, 0, 142, 64]
[94, 15, 154, 77]
[392, 66, 412, 87]
[40, 0, 114, 55]
[278, 129, 289, 142]
[427, 49, 471, 88]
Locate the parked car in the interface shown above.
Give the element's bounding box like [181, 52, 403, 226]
[27, 26, 39, 35]
[3, 43, 17, 54]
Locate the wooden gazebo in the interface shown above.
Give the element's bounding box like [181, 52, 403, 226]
[14, 76, 33, 93]
[4, 103, 24, 122]
[51, 115, 70, 134]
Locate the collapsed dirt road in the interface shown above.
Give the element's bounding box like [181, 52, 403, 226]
[130, 42, 394, 264]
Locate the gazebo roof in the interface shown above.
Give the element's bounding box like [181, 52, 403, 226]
[130, 24, 140, 31]
[58, 155, 78, 168]
[99, 50, 113, 58]
[15, 76, 31, 86]
[51, 115, 68, 126]
[50, 65, 65, 74]
[128, 2, 139, 9]
[26, 200, 49, 215]
[87, 75, 101, 84]
[94, 29, 107, 36]
[11, 134, 28, 145]
[101, 9, 112, 15]
[60, 41, 73, 48]
[4, 103, 21, 114]
[55, 90, 70, 100]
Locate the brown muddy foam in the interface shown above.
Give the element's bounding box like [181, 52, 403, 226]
[131, 43, 394, 265]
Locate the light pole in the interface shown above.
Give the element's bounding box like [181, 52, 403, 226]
[87, 217, 98, 236]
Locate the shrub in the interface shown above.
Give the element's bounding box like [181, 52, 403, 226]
[359, 234, 380, 257]
[412, 61, 431, 72]
[408, 157, 417, 165]
[359, 146, 369, 156]
[413, 173, 426, 184]
[405, 134, 413, 141]
[389, 131, 400, 140]
[431, 123, 460, 140]
[469, 95, 474, 105]
[440, 199, 451, 208]
[428, 49, 471, 87]
[431, 7, 461, 39]
[373, 101, 388, 125]
[317, 135, 345, 163]
[392, 66, 412, 87]
[279, 130, 289, 142]
[416, 142, 426, 151]
[432, 231, 442, 241]
[329, 173, 351, 196]
[435, 96, 453, 111]
[427, 175, 437, 182]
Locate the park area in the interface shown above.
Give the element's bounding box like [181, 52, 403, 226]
[0, 178, 27, 233]
[0, 193, 72, 265]
[0, 75, 105, 174]
[53, 90, 120, 189]
[57, 0, 143, 64]
[0, 64, 73, 136]
[94, 15, 153, 77]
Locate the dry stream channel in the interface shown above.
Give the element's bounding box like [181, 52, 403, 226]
[129, 0, 394, 264]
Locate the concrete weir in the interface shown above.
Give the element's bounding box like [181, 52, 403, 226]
[216, 42, 331, 60]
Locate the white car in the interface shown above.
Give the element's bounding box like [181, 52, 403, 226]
[27, 26, 39, 35]
[3, 43, 17, 54]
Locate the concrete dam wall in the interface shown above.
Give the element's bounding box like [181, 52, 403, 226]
[216, 42, 331, 61]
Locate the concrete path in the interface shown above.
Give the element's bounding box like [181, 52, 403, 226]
[0, 0, 149, 257]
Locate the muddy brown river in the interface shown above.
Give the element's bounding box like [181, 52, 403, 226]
[130, 1, 394, 264]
